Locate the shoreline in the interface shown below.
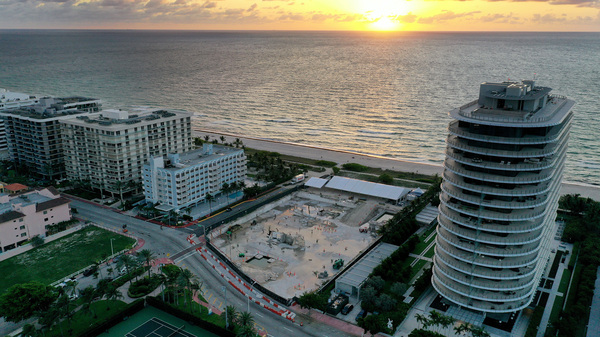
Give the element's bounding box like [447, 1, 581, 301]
[194, 129, 600, 201]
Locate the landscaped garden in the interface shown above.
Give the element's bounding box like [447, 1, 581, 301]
[0, 225, 136, 291]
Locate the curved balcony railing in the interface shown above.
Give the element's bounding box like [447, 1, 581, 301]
[446, 135, 563, 159]
[441, 182, 548, 210]
[444, 159, 556, 185]
[447, 114, 572, 145]
[442, 171, 550, 197]
[438, 205, 544, 234]
[437, 226, 542, 257]
[434, 247, 537, 280]
[437, 215, 543, 246]
[446, 148, 556, 172]
[434, 256, 536, 291]
[433, 268, 534, 302]
[441, 195, 547, 221]
[435, 236, 538, 268]
[432, 279, 532, 313]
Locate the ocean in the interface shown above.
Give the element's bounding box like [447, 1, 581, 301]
[0, 30, 599, 185]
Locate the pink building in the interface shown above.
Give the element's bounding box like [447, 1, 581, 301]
[0, 187, 71, 252]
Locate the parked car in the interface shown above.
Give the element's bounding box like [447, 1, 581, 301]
[341, 304, 354, 315]
[355, 310, 367, 321]
[82, 266, 97, 277]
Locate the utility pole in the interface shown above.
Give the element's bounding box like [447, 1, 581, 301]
[222, 286, 228, 329]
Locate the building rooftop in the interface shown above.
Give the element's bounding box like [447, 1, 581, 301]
[336, 242, 398, 289]
[64, 108, 192, 130]
[323, 176, 410, 201]
[0, 96, 99, 120]
[159, 145, 243, 171]
[4, 183, 28, 193]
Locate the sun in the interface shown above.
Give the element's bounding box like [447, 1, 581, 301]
[370, 16, 399, 31]
[356, 0, 412, 31]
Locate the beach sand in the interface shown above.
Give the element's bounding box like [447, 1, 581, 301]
[195, 129, 600, 201]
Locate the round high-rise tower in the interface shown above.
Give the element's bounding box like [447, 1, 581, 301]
[432, 80, 574, 313]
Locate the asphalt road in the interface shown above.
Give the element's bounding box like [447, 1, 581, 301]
[72, 199, 352, 337]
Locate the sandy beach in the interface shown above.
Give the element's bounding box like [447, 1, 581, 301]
[195, 129, 600, 201]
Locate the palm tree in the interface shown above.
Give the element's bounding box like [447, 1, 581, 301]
[204, 135, 210, 142]
[454, 322, 471, 336]
[78, 286, 97, 318]
[470, 326, 491, 337]
[104, 285, 123, 310]
[177, 269, 196, 309]
[20, 324, 40, 337]
[138, 249, 155, 278]
[118, 254, 135, 284]
[236, 324, 256, 337]
[237, 311, 254, 327]
[114, 180, 125, 204]
[415, 313, 429, 330]
[223, 305, 238, 330]
[205, 193, 214, 215]
[220, 136, 226, 144]
[440, 314, 455, 335]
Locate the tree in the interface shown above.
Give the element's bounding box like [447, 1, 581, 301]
[360, 286, 378, 312]
[205, 193, 214, 215]
[220, 136, 226, 144]
[378, 173, 394, 184]
[78, 286, 98, 318]
[118, 254, 136, 284]
[177, 268, 196, 308]
[223, 305, 238, 330]
[470, 326, 491, 337]
[138, 249, 155, 278]
[104, 285, 123, 309]
[365, 276, 385, 291]
[415, 313, 430, 330]
[114, 180, 125, 204]
[194, 137, 203, 146]
[31, 235, 45, 248]
[237, 311, 255, 327]
[376, 293, 397, 312]
[204, 135, 210, 142]
[391, 282, 408, 297]
[332, 167, 340, 175]
[454, 322, 471, 336]
[297, 291, 326, 311]
[408, 329, 445, 337]
[236, 324, 257, 337]
[360, 314, 388, 335]
[0, 282, 57, 322]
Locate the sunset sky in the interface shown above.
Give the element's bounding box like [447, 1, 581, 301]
[0, 0, 599, 31]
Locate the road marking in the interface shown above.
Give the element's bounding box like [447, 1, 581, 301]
[283, 327, 293, 332]
[207, 293, 212, 300]
[212, 298, 217, 304]
[174, 250, 197, 262]
[255, 313, 264, 318]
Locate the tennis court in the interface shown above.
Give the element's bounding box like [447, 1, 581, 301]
[107, 307, 219, 337]
[126, 317, 197, 337]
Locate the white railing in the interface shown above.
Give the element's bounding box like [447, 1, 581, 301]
[437, 227, 541, 257]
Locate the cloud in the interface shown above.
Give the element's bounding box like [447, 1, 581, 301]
[247, 3, 257, 12]
[418, 10, 480, 24]
[480, 12, 520, 22]
[394, 12, 418, 23]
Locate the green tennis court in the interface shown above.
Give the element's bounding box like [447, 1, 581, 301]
[107, 307, 219, 337]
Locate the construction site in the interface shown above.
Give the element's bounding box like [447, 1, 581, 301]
[208, 188, 402, 299]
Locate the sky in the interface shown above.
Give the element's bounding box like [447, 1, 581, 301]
[0, 0, 599, 31]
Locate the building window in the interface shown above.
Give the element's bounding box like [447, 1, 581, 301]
[19, 225, 25, 230]
[44, 218, 49, 222]
[43, 210, 48, 214]
[20, 233, 27, 237]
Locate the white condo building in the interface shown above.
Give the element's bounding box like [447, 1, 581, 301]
[143, 144, 246, 212]
[61, 109, 193, 198]
[432, 80, 574, 313]
[0, 89, 40, 156]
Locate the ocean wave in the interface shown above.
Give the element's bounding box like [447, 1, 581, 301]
[267, 118, 295, 123]
[357, 129, 398, 135]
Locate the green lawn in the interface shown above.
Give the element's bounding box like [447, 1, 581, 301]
[410, 259, 428, 280]
[47, 300, 129, 337]
[558, 268, 572, 294]
[424, 245, 436, 258]
[420, 226, 437, 241]
[0, 226, 136, 291]
[548, 294, 564, 329]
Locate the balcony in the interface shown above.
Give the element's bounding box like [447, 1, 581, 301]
[435, 236, 538, 268]
[445, 159, 555, 185]
[441, 182, 548, 210]
[434, 247, 537, 280]
[437, 226, 541, 257]
[438, 215, 543, 247]
[446, 148, 556, 172]
[433, 268, 534, 302]
[437, 207, 544, 234]
[442, 171, 551, 198]
[432, 273, 534, 313]
[446, 135, 564, 159]
[441, 195, 547, 221]
[447, 117, 571, 146]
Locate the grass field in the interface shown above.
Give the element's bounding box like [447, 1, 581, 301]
[0, 226, 136, 291]
[46, 300, 129, 337]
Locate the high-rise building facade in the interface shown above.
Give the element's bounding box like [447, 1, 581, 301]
[61, 109, 193, 197]
[143, 143, 246, 212]
[433, 80, 574, 313]
[0, 96, 101, 179]
[0, 89, 40, 155]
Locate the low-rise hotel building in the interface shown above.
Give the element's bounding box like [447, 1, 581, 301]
[61, 109, 193, 197]
[0, 187, 71, 252]
[0, 96, 101, 179]
[143, 144, 247, 212]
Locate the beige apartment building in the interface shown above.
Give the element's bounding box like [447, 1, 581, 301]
[61, 109, 193, 198]
[0, 187, 71, 252]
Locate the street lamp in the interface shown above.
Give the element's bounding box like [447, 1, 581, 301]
[247, 280, 257, 312]
[222, 286, 228, 329]
[110, 238, 115, 256]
